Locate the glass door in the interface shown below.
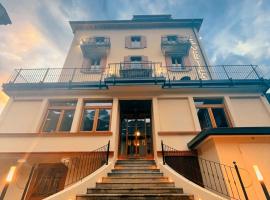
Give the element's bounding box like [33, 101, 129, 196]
[119, 115, 152, 158]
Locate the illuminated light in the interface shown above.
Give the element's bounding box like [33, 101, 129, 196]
[253, 165, 263, 181]
[61, 157, 71, 164]
[17, 159, 26, 163]
[6, 166, 16, 182]
[135, 130, 140, 136]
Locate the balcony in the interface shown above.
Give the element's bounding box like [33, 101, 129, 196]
[104, 62, 165, 84]
[161, 36, 191, 56]
[3, 65, 268, 91]
[80, 37, 110, 57]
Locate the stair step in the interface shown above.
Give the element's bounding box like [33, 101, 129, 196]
[108, 172, 164, 177]
[96, 182, 175, 189]
[114, 165, 157, 169]
[116, 160, 156, 164]
[77, 193, 193, 200]
[102, 177, 169, 183]
[111, 169, 160, 173]
[86, 187, 184, 194]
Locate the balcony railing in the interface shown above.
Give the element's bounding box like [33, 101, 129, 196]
[161, 36, 191, 56]
[104, 62, 166, 83]
[4, 65, 267, 90]
[80, 37, 110, 57]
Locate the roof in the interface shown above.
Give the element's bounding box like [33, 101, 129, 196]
[188, 127, 270, 149]
[0, 3, 11, 25]
[69, 15, 203, 33]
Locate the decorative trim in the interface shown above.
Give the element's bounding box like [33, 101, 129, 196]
[188, 127, 270, 149]
[0, 132, 113, 137]
[69, 19, 203, 33]
[157, 150, 197, 157]
[158, 131, 199, 135]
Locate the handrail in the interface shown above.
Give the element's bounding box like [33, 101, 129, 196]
[161, 141, 249, 200]
[5, 65, 266, 85]
[21, 141, 110, 200]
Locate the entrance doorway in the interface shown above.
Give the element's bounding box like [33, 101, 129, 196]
[119, 100, 153, 159]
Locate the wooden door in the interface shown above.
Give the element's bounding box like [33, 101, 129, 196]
[25, 163, 68, 200]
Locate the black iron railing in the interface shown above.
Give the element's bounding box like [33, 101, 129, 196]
[161, 141, 249, 200]
[5, 65, 267, 86]
[165, 65, 263, 81]
[7, 67, 106, 84]
[104, 62, 164, 80]
[21, 141, 110, 200]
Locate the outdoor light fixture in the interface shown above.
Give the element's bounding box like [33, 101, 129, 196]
[0, 166, 16, 200]
[6, 166, 16, 182]
[253, 165, 270, 200]
[135, 130, 140, 136]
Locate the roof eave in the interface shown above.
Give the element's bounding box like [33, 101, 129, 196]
[69, 18, 203, 33]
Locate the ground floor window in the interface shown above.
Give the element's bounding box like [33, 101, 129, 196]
[80, 100, 112, 132]
[41, 100, 77, 133]
[194, 98, 231, 130]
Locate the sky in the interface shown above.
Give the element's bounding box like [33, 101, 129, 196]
[0, 0, 270, 113]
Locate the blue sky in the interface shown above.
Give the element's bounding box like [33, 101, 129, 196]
[0, 0, 270, 111]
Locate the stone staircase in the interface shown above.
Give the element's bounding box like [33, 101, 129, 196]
[77, 159, 194, 200]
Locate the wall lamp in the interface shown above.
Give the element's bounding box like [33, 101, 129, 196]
[0, 166, 16, 200]
[253, 165, 270, 200]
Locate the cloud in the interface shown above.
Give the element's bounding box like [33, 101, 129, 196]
[0, 0, 270, 114]
[206, 0, 270, 67]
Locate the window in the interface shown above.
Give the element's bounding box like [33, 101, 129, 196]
[42, 100, 77, 133]
[169, 55, 185, 71]
[131, 36, 141, 48]
[171, 56, 183, 66]
[130, 56, 142, 69]
[80, 101, 112, 132]
[91, 58, 101, 67]
[95, 37, 105, 44]
[167, 35, 178, 43]
[126, 36, 146, 49]
[194, 98, 231, 130]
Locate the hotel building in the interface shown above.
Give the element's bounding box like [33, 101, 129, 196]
[0, 15, 270, 200]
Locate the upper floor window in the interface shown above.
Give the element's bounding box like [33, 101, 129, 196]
[81, 56, 107, 73]
[80, 101, 112, 132]
[41, 100, 77, 133]
[131, 36, 141, 48]
[194, 98, 231, 130]
[171, 56, 183, 67]
[125, 36, 146, 49]
[167, 35, 178, 43]
[95, 37, 105, 44]
[90, 57, 101, 70]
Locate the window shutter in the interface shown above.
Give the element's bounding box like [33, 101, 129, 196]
[124, 56, 130, 68]
[183, 56, 191, 67]
[162, 35, 168, 42]
[165, 56, 172, 67]
[142, 56, 148, 68]
[100, 56, 107, 70]
[82, 57, 91, 68]
[125, 36, 132, 48]
[141, 36, 147, 48]
[142, 56, 148, 62]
